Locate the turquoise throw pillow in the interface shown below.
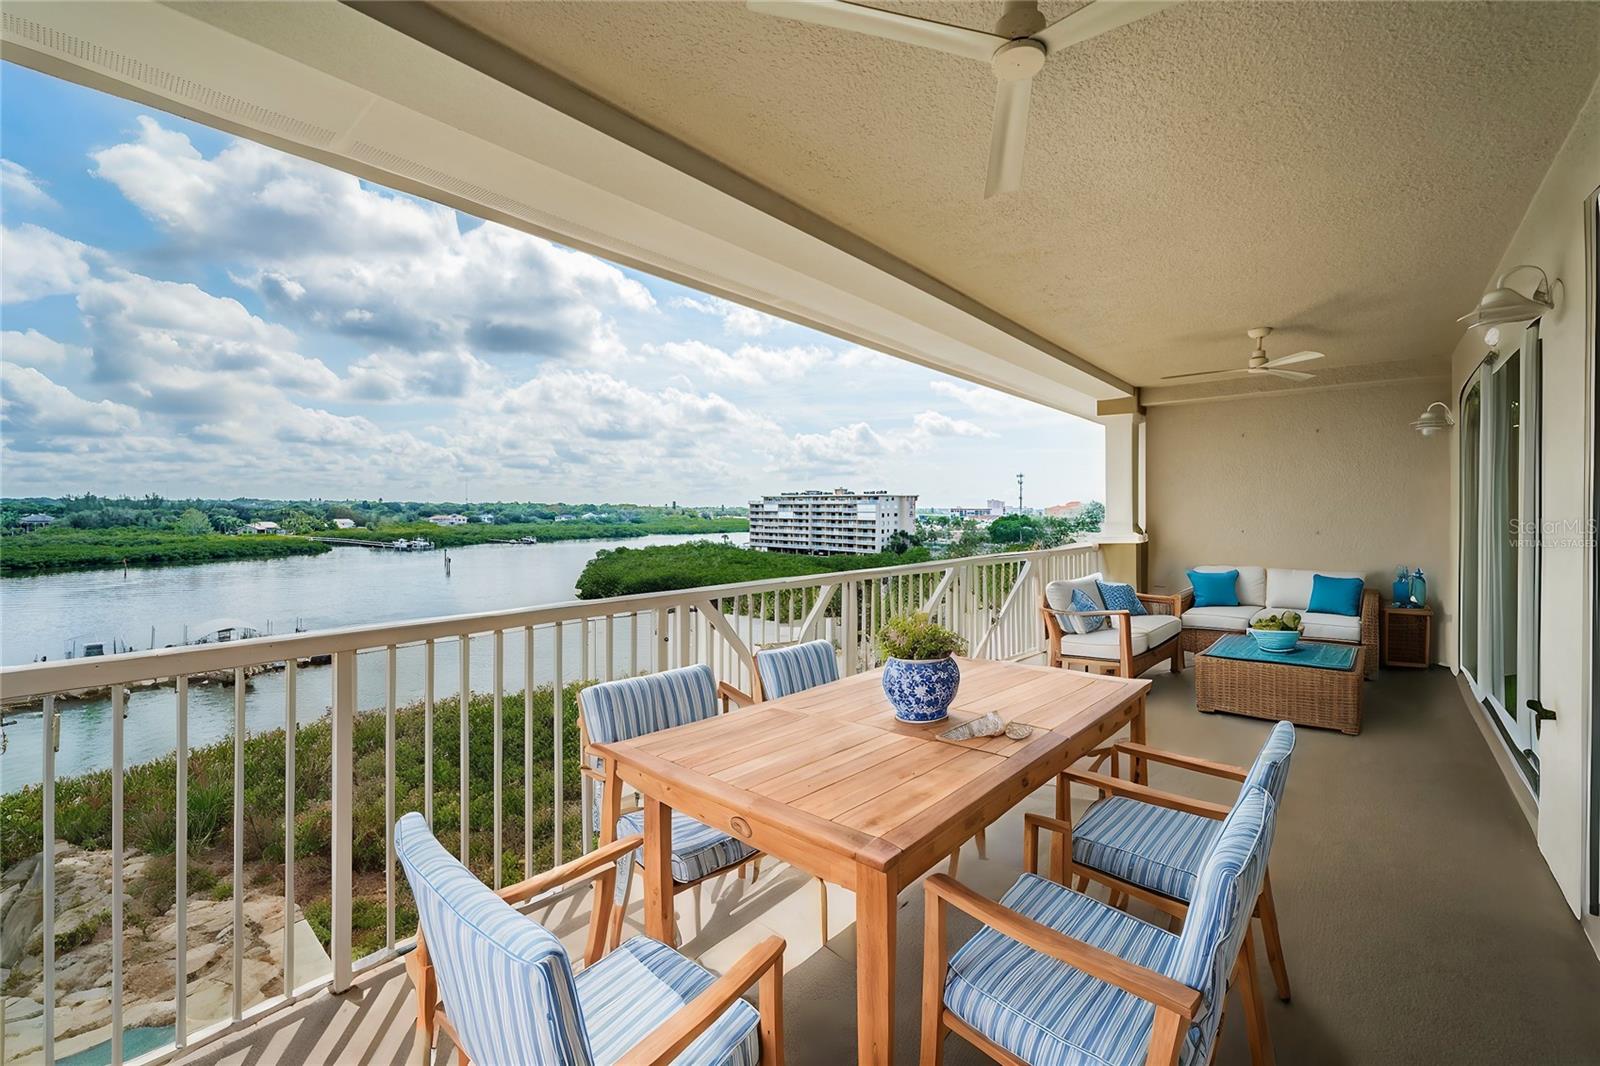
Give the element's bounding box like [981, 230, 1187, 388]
[1064, 587, 1106, 633]
[1187, 569, 1239, 608]
[1308, 574, 1364, 616]
[1097, 580, 1147, 616]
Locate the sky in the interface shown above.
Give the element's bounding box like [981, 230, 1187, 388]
[0, 62, 1104, 509]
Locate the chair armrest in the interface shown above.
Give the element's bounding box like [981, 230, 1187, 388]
[1112, 742, 1248, 782]
[618, 935, 786, 1066]
[717, 680, 755, 711]
[1065, 771, 1232, 820]
[495, 833, 643, 905]
[1177, 587, 1195, 612]
[1022, 812, 1074, 881]
[1136, 592, 1183, 617]
[923, 875, 1200, 1021]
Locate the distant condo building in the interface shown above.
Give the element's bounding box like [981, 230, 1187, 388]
[749, 488, 917, 555]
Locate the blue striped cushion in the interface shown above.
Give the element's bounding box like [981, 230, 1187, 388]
[1072, 797, 1220, 901]
[1241, 721, 1296, 806]
[614, 809, 757, 903]
[1096, 581, 1148, 616]
[755, 640, 840, 700]
[579, 665, 719, 746]
[1165, 788, 1277, 1044]
[576, 935, 760, 1066]
[395, 812, 590, 1064]
[1066, 588, 1106, 634]
[945, 873, 1204, 1066]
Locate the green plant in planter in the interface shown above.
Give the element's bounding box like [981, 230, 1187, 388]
[877, 612, 967, 661]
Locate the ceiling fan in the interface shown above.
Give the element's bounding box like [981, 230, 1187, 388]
[746, 0, 1177, 197]
[1161, 328, 1325, 383]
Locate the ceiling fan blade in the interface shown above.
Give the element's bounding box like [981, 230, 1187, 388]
[985, 77, 1033, 198]
[1160, 367, 1247, 381]
[1258, 368, 1315, 382]
[1263, 350, 1325, 368]
[1034, 0, 1178, 51]
[747, 1, 1004, 62]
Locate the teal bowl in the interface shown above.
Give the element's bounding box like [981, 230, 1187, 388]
[1248, 628, 1300, 653]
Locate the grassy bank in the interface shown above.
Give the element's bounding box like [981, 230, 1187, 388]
[0, 529, 331, 577]
[575, 541, 932, 599]
[0, 684, 586, 960]
[328, 515, 747, 549]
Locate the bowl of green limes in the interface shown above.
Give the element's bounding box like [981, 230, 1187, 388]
[1248, 611, 1303, 653]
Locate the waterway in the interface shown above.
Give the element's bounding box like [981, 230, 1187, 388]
[0, 532, 746, 790]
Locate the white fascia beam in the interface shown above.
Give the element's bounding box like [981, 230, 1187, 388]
[1, 0, 1131, 419]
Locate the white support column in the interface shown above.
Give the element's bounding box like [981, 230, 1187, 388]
[1101, 411, 1146, 538]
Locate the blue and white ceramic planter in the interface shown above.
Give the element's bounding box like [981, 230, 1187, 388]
[882, 656, 961, 723]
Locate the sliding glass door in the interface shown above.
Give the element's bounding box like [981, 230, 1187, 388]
[1460, 326, 1541, 778]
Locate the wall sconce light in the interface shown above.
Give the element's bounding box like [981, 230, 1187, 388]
[1410, 402, 1456, 437]
[1458, 264, 1556, 329]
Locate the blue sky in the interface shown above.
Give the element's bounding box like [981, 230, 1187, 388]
[0, 62, 1103, 508]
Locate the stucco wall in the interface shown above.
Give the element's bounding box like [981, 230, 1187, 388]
[1446, 78, 1597, 925]
[1145, 379, 1454, 663]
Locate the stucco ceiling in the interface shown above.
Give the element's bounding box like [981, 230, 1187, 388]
[435, 0, 1599, 391]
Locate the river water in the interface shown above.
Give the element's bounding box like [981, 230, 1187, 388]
[0, 533, 746, 790]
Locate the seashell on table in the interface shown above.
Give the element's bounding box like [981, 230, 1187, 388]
[938, 712, 1033, 742]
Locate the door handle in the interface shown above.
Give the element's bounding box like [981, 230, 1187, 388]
[1526, 698, 1556, 737]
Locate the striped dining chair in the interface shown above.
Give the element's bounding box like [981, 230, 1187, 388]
[580, 664, 763, 952]
[1024, 720, 1296, 1002]
[396, 812, 784, 1066]
[922, 786, 1280, 1066]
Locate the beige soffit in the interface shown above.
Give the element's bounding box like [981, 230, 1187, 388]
[431, 0, 1600, 390]
[0, 0, 1134, 419]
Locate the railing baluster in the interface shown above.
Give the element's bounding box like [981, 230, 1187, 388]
[330, 651, 355, 993]
[386, 646, 397, 946]
[492, 631, 504, 887]
[424, 639, 434, 828]
[553, 623, 566, 862]
[459, 635, 470, 866]
[630, 612, 640, 675]
[524, 626, 535, 876]
[283, 664, 295, 999]
[175, 677, 188, 1045]
[111, 684, 124, 1065]
[42, 694, 55, 1066]
[232, 668, 245, 1022]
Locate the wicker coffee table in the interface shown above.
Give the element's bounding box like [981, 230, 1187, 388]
[1195, 634, 1365, 734]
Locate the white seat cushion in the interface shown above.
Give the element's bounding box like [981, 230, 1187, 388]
[1250, 609, 1362, 643]
[1179, 605, 1259, 632]
[1189, 565, 1266, 607]
[1059, 614, 1180, 659]
[1264, 568, 1364, 612]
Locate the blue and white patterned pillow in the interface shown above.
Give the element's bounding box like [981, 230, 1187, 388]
[1062, 587, 1105, 633]
[1097, 580, 1148, 616]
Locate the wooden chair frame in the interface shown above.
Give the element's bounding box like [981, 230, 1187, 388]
[919, 873, 1273, 1066]
[1041, 591, 1184, 679]
[1024, 741, 1291, 1005]
[406, 832, 786, 1066]
[1177, 586, 1380, 680]
[582, 679, 764, 952]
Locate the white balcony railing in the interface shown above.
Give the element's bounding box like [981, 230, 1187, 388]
[0, 542, 1100, 1066]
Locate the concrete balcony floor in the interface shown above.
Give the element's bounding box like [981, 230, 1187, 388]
[177, 667, 1600, 1066]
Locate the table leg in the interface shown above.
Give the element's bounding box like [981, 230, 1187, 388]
[855, 865, 896, 1065]
[1129, 694, 1148, 784]
[643, 796, 674, 943]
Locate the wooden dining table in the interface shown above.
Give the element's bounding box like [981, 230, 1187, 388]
[591, 656, 1152, 1065]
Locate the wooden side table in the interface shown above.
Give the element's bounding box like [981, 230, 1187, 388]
[1382, 605, 1433, 668]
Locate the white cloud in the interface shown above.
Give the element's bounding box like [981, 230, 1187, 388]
[0, 363, 140, 439]
[1, 159, 56, 209]
[672, 294, 782, 337]
[912, 410, 992, 438]
[92, 117, 653, 362]
[645, 340, 837, 386]
[2, 224, 92, 303]
[343, 347, 495, 402]
[0, 329, 87, 369]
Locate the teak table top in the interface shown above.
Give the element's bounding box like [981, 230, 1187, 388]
[594, 657, 1150, 885]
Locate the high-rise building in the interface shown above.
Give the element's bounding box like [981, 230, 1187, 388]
[985, 498, 1007, 516]
[748, 488, 917, 555]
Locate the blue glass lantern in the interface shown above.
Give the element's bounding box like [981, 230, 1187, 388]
[1408, 568, 1427, 608]
[1392, 566, 1411, 607]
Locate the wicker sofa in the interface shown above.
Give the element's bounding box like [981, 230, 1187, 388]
[1179, 565, 1380, 679]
